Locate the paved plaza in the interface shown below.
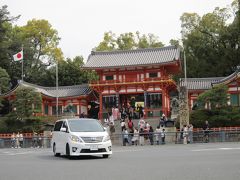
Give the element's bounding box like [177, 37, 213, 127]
[0, 142, 240, 180]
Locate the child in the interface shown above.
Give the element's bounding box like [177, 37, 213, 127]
[161, 129, 166, 144]
[123, 128, 129, 146]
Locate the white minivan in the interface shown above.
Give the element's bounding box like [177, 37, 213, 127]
[52, 118, 112, 158]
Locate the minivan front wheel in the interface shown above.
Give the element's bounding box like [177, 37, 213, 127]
[66, 144, 71, 159]
[102, 154, 109, 158]
[53, 143, 60, 157]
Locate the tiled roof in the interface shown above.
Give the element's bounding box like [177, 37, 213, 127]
[1, 81, 92, 98]
[180, 68, 240, 90]
[212, 68, 240, 85]
[84, 46, 180, 68]
[180, 77, 224, 90]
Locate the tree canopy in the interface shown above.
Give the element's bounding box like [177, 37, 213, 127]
[181, 0, 240, 78]
[95, 31, 164, 51]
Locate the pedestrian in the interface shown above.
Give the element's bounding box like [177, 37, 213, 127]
[188, 124, 193, 144]
[131, 127, 139, 146]
[121, 119, 126, 132]
[109, 122, 115, 136]
[32, 132, 38, 148]
[19, 132, 24, 148]
[203, 121, 210, 143]
[16, 132, 20, 148]
[38, 133, 43, 148]
[139, 128, 144, 146]
[11, 132, 16, 148]
[149, 126, 154, 145]
[123, 128, 129, 146]
[183, 125, 188, 145]
[161, 129, 166, 144]
[155, 126, 162, 145]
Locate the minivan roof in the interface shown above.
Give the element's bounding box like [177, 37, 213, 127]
[55, 118, 98, 122]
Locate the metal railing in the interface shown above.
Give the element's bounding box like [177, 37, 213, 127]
[0, 137, 52, 149]
[0, 130, 239, 148]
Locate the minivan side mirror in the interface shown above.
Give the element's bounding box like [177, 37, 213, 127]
[60, 127, 67, 132]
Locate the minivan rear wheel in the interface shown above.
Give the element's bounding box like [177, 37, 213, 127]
[53, 143, 60, 157]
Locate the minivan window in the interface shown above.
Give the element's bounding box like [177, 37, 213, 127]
[54, 121, 63, 131]
[68, 120, 104, 132]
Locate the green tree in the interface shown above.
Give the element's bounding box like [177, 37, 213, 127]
[0, 67, 10, 94]
[0, 6, 20, 85]
[40, 56, 98, 86]
[95, 31, 164, 51]
[181, 1, 240, 78]
[197, 84, 228, 110]
[18, 19, 64, 84]
[11, 86, 42, 120]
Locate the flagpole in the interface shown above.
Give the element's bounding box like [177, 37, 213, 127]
[21, 46, 24, 81]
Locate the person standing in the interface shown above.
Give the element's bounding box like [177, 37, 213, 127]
[132, 127, 139, 146]
[155, 126, 162, 145]
[203, 121, 210, 143]
[123, 128, 129, 146]
[188, 124, 193, 144]
[139, 128, 144, 146]
[149, 126, 154, 145]
[161, 129, 166, 144]
[11, 132, 16, 148]
[183, 125, 188, 145]
[16, 132, 20, 148]
[19, 132, 24, 148]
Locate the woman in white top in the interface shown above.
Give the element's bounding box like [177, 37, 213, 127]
[131, 128, 139, 146]
[155, 126, 162, 145]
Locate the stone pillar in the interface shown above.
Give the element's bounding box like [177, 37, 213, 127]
[99, 92, 103, 120]
[179, 86, 189, 129]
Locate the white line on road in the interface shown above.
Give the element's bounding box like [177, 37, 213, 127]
[191, 147, 240, 152]
[113, 149, 144, 153]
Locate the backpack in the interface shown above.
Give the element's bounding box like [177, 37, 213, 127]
[128, 121, 133, 129]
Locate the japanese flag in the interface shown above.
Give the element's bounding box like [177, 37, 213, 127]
[13, 50, 23, 61]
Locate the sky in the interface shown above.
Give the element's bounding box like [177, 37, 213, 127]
[1, 0, 233, 61]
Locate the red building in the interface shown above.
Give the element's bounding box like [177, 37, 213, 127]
[84, 46, 181, 119]
[180, 68, 240, 109]
[2, 81, 94, 116]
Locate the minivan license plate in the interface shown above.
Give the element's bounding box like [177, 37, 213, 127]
[90, 145, 98, 151]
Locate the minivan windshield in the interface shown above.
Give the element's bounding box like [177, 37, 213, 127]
[68, 119, 104, 132]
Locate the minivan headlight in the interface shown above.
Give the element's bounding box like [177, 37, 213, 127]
[103, 135, 110, 142]
[71, 135, 82, 143]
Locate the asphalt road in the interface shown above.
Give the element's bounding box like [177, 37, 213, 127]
[0, 142, 240, 180]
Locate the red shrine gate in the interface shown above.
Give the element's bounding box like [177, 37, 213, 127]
[84, 46, 181, 119]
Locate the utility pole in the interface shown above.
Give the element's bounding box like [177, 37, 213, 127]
[56, 60, 59, 119]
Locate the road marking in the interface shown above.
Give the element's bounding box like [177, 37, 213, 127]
[0, 150, 51, 156]
[114, 149, 144, 153]
[192, 147, 240, 152]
